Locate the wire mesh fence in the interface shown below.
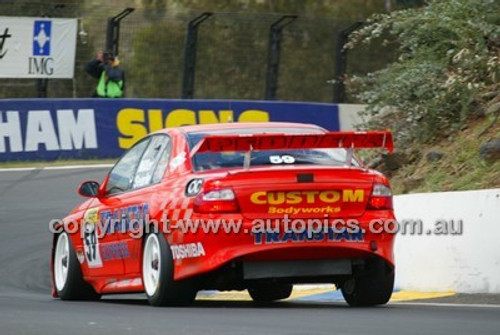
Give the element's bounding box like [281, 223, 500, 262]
[0, 1, 394, 102]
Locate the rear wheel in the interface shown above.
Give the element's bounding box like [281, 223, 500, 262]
[142, 233, 197, 306]
[53, 232, 101, 300]
[248, 284, 293, 303]
[341, 259, 394, 306]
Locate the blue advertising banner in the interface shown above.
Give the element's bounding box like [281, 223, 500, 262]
[0, 99, 340, 161]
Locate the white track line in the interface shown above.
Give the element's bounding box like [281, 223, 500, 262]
[43, 164, 114, 170]
[0, 167, 37, 172]
[391, 301, 500, 308]
[0, 164, 114, 172]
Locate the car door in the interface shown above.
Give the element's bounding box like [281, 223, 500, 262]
[84, 138, 151, 278]
[104, 134, 173, 276]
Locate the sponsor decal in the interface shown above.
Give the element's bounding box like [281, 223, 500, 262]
[268, 206, 340, 215]
[250, 189, 364, 214]
[171, 242, 206, 260]
[99, 203, 149, 235]
[100, 242, 130, 261]
[250, 190, 364, 205]
[253, 229, 364, 245]
[169, 152, 186, 171]
[185, 178, 203, 196]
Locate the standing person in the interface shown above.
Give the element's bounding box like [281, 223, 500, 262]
[85, 50, 125, 98]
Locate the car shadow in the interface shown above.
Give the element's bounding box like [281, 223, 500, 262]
[97, 293, 377, 310]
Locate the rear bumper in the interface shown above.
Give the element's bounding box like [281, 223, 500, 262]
[243, 258, 352, 280]
[169, 210, 396, 281]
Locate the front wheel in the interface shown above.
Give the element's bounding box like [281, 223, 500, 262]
[142, 233, 197, 306]
[53, 232, 101, 300]
[248, 284, 293, 303]
[341, 259, 394, 307]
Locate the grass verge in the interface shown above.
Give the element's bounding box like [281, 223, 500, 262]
[390, 115, 500, 194]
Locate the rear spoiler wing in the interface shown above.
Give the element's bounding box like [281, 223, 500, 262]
[190, 131, 393, 157]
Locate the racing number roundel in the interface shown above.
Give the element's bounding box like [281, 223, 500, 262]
[82, 208, 103, 268]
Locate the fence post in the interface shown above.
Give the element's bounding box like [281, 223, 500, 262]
[333, 21, 363, 103]
[105, 8, 135, 56]
[36, 79, 48, 98]
[181, 12, 212, 99]
[264, 15, 297, 100]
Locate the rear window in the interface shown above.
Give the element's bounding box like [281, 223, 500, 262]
[186, 127, 359, 172]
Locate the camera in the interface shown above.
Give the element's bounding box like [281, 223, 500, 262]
[102, 52, 114, 62]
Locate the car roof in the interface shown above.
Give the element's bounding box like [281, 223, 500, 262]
[177, 122, 324, 134]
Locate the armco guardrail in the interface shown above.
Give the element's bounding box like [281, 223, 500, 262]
[394, 189, 500, 293]
[0, 99, 364, 161]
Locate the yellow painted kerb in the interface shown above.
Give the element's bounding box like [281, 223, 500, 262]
[196, 288, 456, 302]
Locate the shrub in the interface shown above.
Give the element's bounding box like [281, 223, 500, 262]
[347, 0, 500, 145]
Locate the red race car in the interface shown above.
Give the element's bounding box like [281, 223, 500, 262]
[51, 122, 396, 306]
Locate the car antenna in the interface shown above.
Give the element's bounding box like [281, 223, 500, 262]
[346, 143, 354, 167]
[243, 145, 253, 170]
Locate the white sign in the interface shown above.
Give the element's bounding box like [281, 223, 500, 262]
[0, 16, 77, 78]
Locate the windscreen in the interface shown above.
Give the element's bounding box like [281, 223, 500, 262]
[186, 127, 359, 172]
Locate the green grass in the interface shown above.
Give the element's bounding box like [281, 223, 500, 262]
[391, 116, 500, 194]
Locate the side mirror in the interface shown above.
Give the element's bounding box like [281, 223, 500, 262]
[78, 181, 101, 198]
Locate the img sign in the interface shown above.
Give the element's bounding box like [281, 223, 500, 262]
[29, 20, 53, 75]
[0, 17, 77, 78]
[0, 99, 341, 161]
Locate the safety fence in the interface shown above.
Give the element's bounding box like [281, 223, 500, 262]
[0, 1, 399, 102]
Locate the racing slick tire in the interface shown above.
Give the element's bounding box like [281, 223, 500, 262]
[53, 232, 101, 301]
[142, 232, 198, 307]
[248, 284, 293, 303]
[341, 258, 394, 307]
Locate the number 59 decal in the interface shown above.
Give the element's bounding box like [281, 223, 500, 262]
[82, 208, 103, 268]
[270, 155, 295, 164]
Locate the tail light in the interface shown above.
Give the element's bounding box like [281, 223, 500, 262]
[193, 188, 239, 213]
[367, 183, 393, 210]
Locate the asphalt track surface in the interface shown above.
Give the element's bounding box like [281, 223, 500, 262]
[0, 167, 499, 335]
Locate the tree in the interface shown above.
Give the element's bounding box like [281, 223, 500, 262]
[347, 0, 500, 144]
